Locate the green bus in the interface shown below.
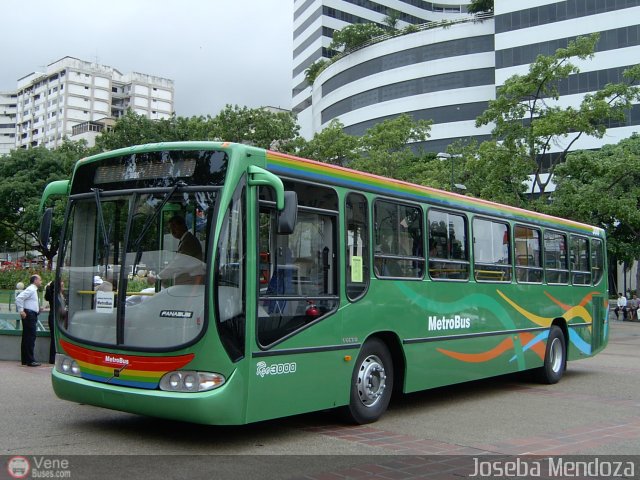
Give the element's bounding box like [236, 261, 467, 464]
[40, 141, 608, 425]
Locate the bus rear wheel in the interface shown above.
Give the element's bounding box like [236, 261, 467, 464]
[536, 325, 566, 384]
[343, 338, 393, 424]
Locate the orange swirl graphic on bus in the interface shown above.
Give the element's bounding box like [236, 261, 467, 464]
[437, 333, 546, 363]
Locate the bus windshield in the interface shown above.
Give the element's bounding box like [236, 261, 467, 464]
[57, 148, 229, 350]
[59, 189, 217, 349]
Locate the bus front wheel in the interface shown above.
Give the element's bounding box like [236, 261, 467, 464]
[536, 325, 566, 384]
[344, 338, 393, 424]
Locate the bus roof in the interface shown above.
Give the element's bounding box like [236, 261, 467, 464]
[265, 150, 604, 237]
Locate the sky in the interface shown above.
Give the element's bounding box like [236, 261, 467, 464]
[2, 0, 293, 117]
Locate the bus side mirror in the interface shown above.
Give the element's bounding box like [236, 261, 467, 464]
[278, 191, 298, 235]
[39, 207, 53, 249]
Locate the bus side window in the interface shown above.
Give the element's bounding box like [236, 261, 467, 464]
[345, 193, 369, 301]
[514, 225, 542, 283]
[591, 238, 604, 285]
[472, 218, 512, 282]
[570, 235, 591, 285]
[427, 209, 469, 280]
[373, 200, 424, 279]
[544, 231, 569, 284]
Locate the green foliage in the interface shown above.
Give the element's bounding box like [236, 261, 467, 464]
[0, 140, 84, 266]
[548, 134, 640, 265]
[210, 105, 300, 150]
[304, 59, 327, 86]
[476, 34, 640, 195]
[382, 10, 401, 32]
[467, 0, 494, 14]
[291, 119, 359, 166]
[0, 267, 55, 290]
[94, 107, 301, 152]
[350, 114, 432, 180]
[329, 23, 387, 53]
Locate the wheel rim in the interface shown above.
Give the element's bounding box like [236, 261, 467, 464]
[549, 337, 564, 373]
[356, 354, 387, 407]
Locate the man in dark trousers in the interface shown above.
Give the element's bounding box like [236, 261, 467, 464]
[15, 274, 42, 367]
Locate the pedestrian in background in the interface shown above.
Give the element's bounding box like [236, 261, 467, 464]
[15, 274, 42, 367]
[614, 292, 628, 321]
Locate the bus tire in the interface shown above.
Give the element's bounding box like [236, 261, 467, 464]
[344, 338, 393, 424]
[535, 325, 566, 384]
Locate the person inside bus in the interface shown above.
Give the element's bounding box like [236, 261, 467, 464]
[149, 215, 204, 286]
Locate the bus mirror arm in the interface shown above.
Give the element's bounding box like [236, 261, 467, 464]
[247, 166, 297, 234]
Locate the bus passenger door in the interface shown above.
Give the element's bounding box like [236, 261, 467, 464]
[246, 204, 344, 422]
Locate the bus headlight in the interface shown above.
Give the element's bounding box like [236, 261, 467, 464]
[55, 353, 82, 377]
[159, 371, 225, 392]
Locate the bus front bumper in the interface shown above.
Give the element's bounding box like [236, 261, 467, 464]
[51, 368, 246, 425]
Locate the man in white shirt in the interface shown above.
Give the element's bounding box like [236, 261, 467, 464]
[614, 292, 628, 321]
[15, 274, 43, 366]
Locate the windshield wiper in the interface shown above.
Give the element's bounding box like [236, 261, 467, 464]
[92, 188, 111, 277]
[131, 181, 185, 273]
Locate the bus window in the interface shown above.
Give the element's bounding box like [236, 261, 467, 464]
[427, 209, 469, 280]
[473, 218, 512, 282]
[570, 236, 591, 285]
[544, 231, 569, 284]
[514, 225, 542, 283]
[257, 205, 339, 346]
[374, 200, 424, 279]
[345, 193, 369, 301]
[591, 238, 604, 285]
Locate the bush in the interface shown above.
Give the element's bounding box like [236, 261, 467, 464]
[0, 266, 54, 290]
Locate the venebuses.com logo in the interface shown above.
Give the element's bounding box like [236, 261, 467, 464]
[6, 456, 71, 478]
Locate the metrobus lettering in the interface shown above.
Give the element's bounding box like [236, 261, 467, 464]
[428, 315, 471, 331]
[104, 355, 129, 365]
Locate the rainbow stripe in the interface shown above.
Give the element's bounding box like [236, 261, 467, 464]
[266, 151, 601, 235]
[60, 339, 194, 389]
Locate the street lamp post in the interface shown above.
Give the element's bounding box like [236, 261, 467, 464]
[436, 152, 464, 191]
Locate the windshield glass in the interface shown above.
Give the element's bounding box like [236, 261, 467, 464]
[59, 189, 216, 349]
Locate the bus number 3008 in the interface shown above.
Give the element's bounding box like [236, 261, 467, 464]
[256, 361, 297, 378]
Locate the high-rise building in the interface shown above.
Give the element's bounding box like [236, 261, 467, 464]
[0, 91, 17, 156]
[293, 0, 473, 137]
[298, 0, 640, 155]
[15, 56, 174, 150]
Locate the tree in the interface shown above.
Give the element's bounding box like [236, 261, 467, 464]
[93, 110, 172, 152]
[548, 135, 640, 273]
[476, 34, 640, 195]
[329, 23, 387, 53]
[382, 10, 401, 32]
[291, 119, 359, 166]
[94, 106, 301, 153]
[304, 59, 327, 87]
[350, 114, 432, 180]
[0, 141, 86, 267]
[209, 105, 300, 150]
[467, 0, 494, 14]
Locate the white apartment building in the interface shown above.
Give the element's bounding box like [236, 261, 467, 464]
[15, 56, 174, 150]
[0, 91, 17, 156]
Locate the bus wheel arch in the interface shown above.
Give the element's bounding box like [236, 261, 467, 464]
[343, 334, 400, 424]
[535, 320, 567, 384]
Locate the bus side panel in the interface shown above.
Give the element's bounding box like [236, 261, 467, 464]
[245, 311, 354, 423]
